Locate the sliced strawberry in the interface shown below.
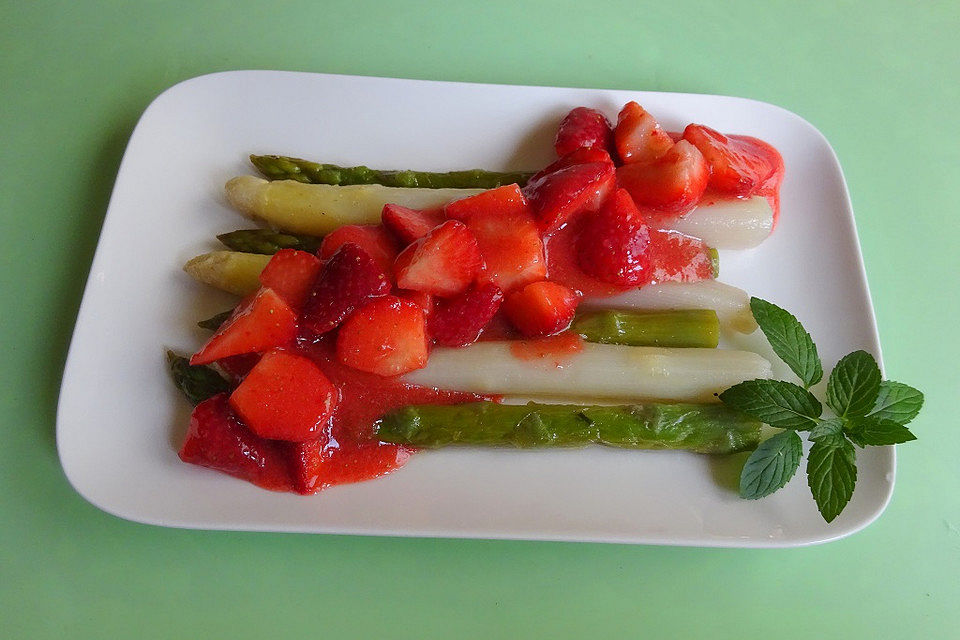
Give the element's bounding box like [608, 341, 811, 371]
[614, 101, 675, 165]
[300, 243, 391, 337]
[554, 107, 615, 157]
[381, 204, 447, 245]
[179, 394, 293, 491]
[444, 185, 546, 292]
[577, 188, 652, 287]
[258, 249, 323, 310]
[503, 281, 580, 337]
[229, 350, 339, 442]
[524, 161, 616, 232]
[336, 296, 429, 376]
[529, 147, 614, 183]
[616, 140, 708, 214]
[397, 289, 434, 317]
[191, 288, 297, 366]
[319, 224, 398, 276]
[647, 229, 715, 283]
[394, 220, 482, 297]
[682, 124, 779, 196]
[287, 439, 325, 494]
[216, 352, 261, 384]
[428, 282, 504, 347]
[288, 438, 413, 494]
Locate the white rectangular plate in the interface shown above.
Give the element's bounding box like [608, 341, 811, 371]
[57, 71, 892, 546]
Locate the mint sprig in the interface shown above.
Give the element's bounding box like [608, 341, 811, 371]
[720, 298, 923, 523]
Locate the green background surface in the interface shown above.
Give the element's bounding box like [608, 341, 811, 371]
[2, 1, 957, 637]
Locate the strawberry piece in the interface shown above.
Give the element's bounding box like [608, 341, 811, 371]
[529, 147, 614, 183]
[394, 220, 482, 297]
[319, 224, 398, 276]
[577, 188, 652, 287]
[288, 439, 326, 494]
[397, 289, 434, 316]
[300, 243, 391, 337]
[503, 281, 580, 337]
[444, 185, 546, 292]
[216, 352, 261, 384]
[381, 203, 446, 245]
[229, 350, 339, 442]
[524, 161, 616, 233]
[428, 282, 504, 347]
[682, 124, 779, 196]
[258, 249, 323, 310]
[614, 101, 674, 164]
[179, 394, 293, 491]
[647, 229, 715, 283]
[616, 140, 708, 214]
[191, 288, 297, 365]
[336, 296, 429, 376]
[555, 107, 615, 157]
[288, 437, 413, 494]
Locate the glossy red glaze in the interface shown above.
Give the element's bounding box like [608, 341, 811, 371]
[509, 332, 584, 366]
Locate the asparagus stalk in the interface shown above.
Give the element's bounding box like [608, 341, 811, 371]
[572, 309, 719, 348]
[251, 155, 536, 190]
[166, 351, 231, 405]
[582, 280, 757, 334]
[197, 310, 232, 331]
[403, 341, 772, 403]
[668, 195, 773, 250]
[376, 401, 760, 454]
[217, 228, 322, 254]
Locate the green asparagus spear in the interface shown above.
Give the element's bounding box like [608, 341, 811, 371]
[376, 401, 760, 454]
[217, 229, 323, 254]
[708, 247, 720, 278]
[197, 310, 232, 331]
[251, 155, 536, 189]
[572, 309, 720, 348]
[166, 351, 231, 405]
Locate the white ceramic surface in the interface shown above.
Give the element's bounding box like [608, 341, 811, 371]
[57, 71, 891, 546]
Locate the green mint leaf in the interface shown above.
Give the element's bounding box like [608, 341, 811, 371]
[826, 350, 882, 418]
[750, 297, 823, 388]
[807, 433, 857, 522]
[739, 430, 803, 499]
[808, 418, 844, 441]
[719, 379, 822, 430]
[846, 416, 917, 446]
[868, 381, 924, 425]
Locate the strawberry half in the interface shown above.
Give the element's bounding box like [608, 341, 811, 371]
[300, 243, 391, 338]
[428, 282, 504, 347]
[381, 204, 446, 245]
[229, 350, 339, 442]
[394, 220, 483, 297]
[554, 107, 614, 157]
[503, 280, 580, 337]
[682, 124, 780, 196]
[523, 161, 616, 233]
[179, 394, 293, 491]
[190, 288, 297, 365]
[444, 185, 546, 292]
[258, 249, 323, 310]
[319, 224, 399, 276]
[614, 102, 674, 164]
[616, 140, 708, 214]
[336, 295, 429, 376]
[576, 188, 652, 287]
[528, 147, 614, 183]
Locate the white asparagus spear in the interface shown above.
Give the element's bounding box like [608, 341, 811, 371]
[581, 280, 757, 334]
[183, 251, 270, 296]
[404, 341, 771, 403]
[226, 177, 773, 248]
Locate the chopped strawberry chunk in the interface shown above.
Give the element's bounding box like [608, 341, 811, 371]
[529, 147, 614, 183]
[524, 161, 616, 233]
[336, 296, 429, 376]
[614, 101, 674, 164]
[444, 185, 546, 292]
[428, 282, 504, 347]
[190, 288, 297, 365]
[216, 352, 261, 384]
[300, 243, 391, 337]
[288, 438, 413, 494]
[647, 229, 715, 283]
[380, 204, 446, 245]
[179, 394, 293, 491]
[229, 350, 339, 442]
[258, 249, 322, 310]
[394, 220, 483, 297]
[319, 224, 398, 276]
[503, 281, 580, 337]
[616, 140, 708, 214]
[554, 107, 615, 157]
[577, 188, 652, 287]
[682, 124, 779, 196]
[397, 289, 434, 317]
[287, 439, 326, 494]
